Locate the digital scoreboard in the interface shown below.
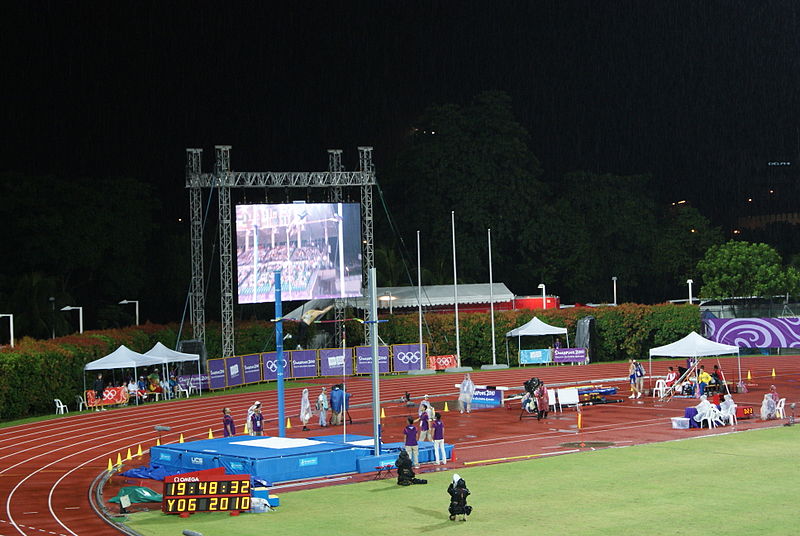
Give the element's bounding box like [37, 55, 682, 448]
[162, 472, 251, 514]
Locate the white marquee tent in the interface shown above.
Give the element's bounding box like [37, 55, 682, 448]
[83, 345, 166, 405]
[648, 331, 741, 385]
[145, 342, 202, 395]
[505, 317, 570, 362]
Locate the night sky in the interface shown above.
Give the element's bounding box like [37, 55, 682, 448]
[4, 1, 800, 226]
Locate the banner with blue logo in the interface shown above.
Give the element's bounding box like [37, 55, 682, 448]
[519, 348, 551, 364]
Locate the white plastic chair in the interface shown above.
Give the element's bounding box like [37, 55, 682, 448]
[556, 388, 580, 410]
[54, 399, 69, 415]
[720, 404, 738, 426]
[546, 388, 558, 413]
[75, 394, 87, 412]
[652, 379, 667, 398]
[700, 407, 724, 429]
[176, 384, 190, 398]
[775, 398, 786, 419]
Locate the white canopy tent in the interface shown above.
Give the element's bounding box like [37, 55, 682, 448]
[145, 342, 203, 395]
[83, 345, 166, 405]
[648, 331, 741, 387]
[505, 317, 569, 363]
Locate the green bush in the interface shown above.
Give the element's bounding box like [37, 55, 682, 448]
[0, 304, 699, 419]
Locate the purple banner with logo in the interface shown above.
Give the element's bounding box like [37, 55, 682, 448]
[391, 343, 427, 372]
[208, 359, 227, 389]
[225, 356, 243, 387]
[319, 348, 353, 376]
[553, 347, 588, 364]
[355, 346, 390, 374]
[704, 317, 800, 348]
[291, 350, 318, 378]
[241, 354, 262, 384]
[261, 352, 291, 381]
[177, 374, 209, 391]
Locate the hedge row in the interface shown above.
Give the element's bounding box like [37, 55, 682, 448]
[0, 304, 698, 420]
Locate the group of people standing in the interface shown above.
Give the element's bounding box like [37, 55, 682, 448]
[221, 384, 353, 437]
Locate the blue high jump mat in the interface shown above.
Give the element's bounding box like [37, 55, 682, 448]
[149, 434, 452, 483]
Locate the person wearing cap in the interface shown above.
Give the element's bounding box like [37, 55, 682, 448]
[418, 394, 434, 420]
[246, 401, 261, 435]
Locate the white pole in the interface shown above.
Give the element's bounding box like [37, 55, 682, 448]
[134, 301, 139, 326]
[687, 279, 694, 304]
[451, 211, 461, 367]
[417, 230, 424, 371]
[78, 307, 83, 334]
[612, 277, 618, 306]
[488, 229, 496, 366]
[369, 268, 381, 454]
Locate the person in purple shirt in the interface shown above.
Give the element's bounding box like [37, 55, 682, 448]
[418, 403, 432, 442]
[403, 416, 419, 467]
[251, 407, 264, 436]
[432, 412, 446, 465]
[222, 407, 236, 437]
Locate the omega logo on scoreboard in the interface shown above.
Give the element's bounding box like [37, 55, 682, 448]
[162, 469, 251, 514]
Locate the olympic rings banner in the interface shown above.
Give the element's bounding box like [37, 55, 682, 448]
[225, 356, 243, 388]
[291, 349, 318, 378]
[208, 359, 227, 389]
[241, 354, 263, 384]
[319, 348, 354, 376]
[261, 352, 291, 381]
[354, 345, 390, 374]
[391, 343, 427, 372]
[427, 354, 457, 370]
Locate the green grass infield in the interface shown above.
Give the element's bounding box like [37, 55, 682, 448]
[123, 425, 799, 536]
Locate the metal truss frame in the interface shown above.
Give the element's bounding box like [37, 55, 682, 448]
[186, 147, 375, 357]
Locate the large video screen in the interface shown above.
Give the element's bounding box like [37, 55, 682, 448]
[235, 203, 363, 303]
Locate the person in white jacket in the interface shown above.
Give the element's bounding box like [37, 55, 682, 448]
[458, 374, 476, 414]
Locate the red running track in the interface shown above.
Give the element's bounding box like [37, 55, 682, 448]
[1, 354, 798, 535]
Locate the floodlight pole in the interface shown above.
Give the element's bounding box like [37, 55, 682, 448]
[61, 306, 83, 334]
[119, 300, 139, 326]
[369, 268, 381, 454]
[275, 270, 286, 438]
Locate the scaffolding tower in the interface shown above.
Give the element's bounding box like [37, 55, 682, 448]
[185, 147, 376, 357]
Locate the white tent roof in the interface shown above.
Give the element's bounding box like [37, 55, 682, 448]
[648, 331, 739, 357]
[284, 283, 515, 320]
[144, 342, 200, 363]
[505, 317, 567, 337]
[84, 345, 165, 371]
